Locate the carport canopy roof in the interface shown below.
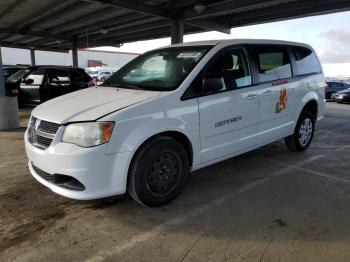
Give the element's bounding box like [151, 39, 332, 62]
[0, 0, 350, 51]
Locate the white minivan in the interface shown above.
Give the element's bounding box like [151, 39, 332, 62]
[25, 39, 326, 206]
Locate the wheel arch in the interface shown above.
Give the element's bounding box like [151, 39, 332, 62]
[301, 99, 318, 120]
[130, 131, 194, 169]
[293, 92, 319, 130]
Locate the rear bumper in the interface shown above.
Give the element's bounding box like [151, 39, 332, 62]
[25, 130, 132, 200]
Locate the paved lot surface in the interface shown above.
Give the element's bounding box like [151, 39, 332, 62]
[1, 102, 350, 262]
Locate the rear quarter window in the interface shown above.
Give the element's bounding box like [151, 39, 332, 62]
[251, 45, 292, 83]
[292, 46, 321, 76]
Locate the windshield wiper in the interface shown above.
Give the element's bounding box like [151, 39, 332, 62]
[105, 83, 145, 90]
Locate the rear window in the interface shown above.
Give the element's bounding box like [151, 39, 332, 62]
[252, 45, 292, 83]
[293, 46, 321, 76]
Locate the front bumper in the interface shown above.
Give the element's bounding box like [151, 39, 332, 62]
[25, 130, 132, 200]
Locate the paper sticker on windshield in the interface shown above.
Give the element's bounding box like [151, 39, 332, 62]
[177, 52, 202, 58]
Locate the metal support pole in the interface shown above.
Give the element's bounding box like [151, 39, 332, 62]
[0, 45, 4, 96]
[30, 48, 36, 66]
[0, 45, 20, 130]
[171, 18, 184, 44]
[72, 42, 78, 67]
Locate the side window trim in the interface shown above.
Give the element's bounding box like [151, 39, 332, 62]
[181, 45, 253, 100]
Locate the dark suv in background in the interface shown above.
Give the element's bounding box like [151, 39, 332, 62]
[6, 66, 93, 104]
[325, 81, 350, 100]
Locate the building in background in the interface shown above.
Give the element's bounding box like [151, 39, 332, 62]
[1, 47, 139, 69]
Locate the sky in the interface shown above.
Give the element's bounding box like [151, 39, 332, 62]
[92, 11, 350, 77]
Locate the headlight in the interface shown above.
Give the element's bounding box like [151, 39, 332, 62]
[62, 122, 115, 147]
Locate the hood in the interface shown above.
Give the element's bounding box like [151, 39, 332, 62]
[32, 86, 162, 124]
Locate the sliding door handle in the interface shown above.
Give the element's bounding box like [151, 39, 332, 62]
[262, 90, 275, 96]
[245, 94, 258, 100]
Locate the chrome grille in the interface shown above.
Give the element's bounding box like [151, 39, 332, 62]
[28, 116, 60, 150]
[37, 120, 60, 134]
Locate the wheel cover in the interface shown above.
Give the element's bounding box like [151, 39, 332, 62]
[147, 151, 182, 196]
[298, 118, 313, 146]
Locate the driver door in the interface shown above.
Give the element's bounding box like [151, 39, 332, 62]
[197, 47, 259, 164]
[20, 69, 45, 102]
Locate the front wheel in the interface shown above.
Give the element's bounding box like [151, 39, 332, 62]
[285, 111, 315, 152]
[127, 136, 190, 207]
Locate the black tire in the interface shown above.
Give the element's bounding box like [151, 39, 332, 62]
[127, 136, 190, 207]
[285, 111, 315, 152]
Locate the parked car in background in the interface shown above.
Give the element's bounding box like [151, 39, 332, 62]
[331, 88, 350, 103]
[6, 66, 93, 104]
[325, 81, 350, 100]
[87, 67, 119, 82]
[96, 70, 117, 82]
[3, 65, 26, 80]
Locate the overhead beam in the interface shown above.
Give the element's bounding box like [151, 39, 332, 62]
[93, 20, 171, 40]
[63, 12, 150, 37]
[9, 0, 77, 29]
[81, 0, 230, 34]
[0, 28, 118, 48]
[183, 0, 286, 20]
[0, 28, 72, 42]
[186, 20, 231, 34]
[219, 0, 350, 28]
[48, 8, 127, 34]
[0, 42, 69, 52]
[99, 25, 203, 46]
[23, 1, 92, 31]
[81, 0, 168, 17]
[0, 0, 28, 21]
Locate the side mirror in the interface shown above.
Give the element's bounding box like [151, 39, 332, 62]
[202, 78, 224, 94]
[23, 78, 34, 85]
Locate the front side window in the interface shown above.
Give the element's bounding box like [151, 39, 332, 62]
[22, 69, 45, 86]
[102, 46, 210, 91]
[252, 45, 292, 83]
[204, 48, 251, 91]
[293, 46, 321, 76]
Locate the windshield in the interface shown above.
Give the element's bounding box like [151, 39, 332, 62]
[7, 68, 32, 83]
[101, 46, 211, 91]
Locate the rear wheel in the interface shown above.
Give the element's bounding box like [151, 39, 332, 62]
[127, 136, 190, 207]
[285, 111, 315, 152]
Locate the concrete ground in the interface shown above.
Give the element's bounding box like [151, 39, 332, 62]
[0, 102, 350, 262]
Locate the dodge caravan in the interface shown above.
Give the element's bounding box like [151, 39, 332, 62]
[25, 40, 326, 206]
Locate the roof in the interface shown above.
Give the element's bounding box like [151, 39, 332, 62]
[162, 39, 313, 49]
[0, 0, 349, 51]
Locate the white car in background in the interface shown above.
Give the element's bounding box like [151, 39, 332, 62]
[25, 39, 326, 206]
[87, 67, 119, 82]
